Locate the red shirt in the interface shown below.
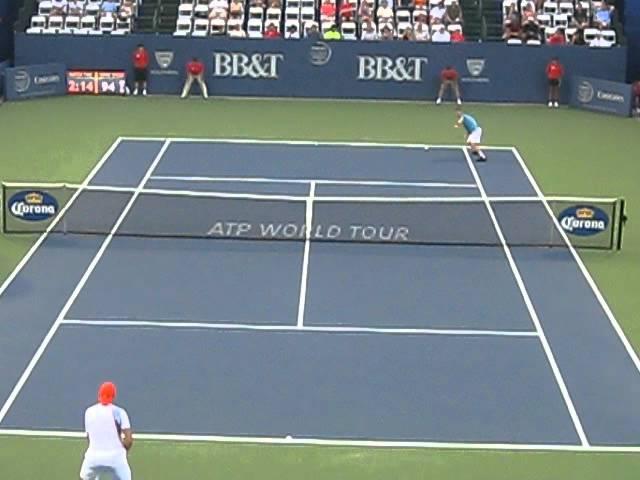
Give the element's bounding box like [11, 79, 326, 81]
[321, 2, 336, 17]
[547, 32, 566, 45]
[546, 61, 564, 80]
[441, 67, 458, 81]
[187, 60, 204, 75]
[264, 28, 280, 38]
[451, 31, 465, 43]
[132, 48, 149, 69]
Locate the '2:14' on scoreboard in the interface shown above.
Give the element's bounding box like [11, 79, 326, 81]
[67, 71, 128, 95]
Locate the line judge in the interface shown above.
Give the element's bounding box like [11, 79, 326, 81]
[80, 382, 133, 480]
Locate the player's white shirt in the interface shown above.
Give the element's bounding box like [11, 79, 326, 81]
[84, 403, 130, 457]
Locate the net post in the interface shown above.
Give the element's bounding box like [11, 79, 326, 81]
[616, 198, 626, 251]
[1, 182, 6, 234]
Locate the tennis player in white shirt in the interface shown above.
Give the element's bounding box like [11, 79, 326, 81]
[80, 382, 133, 480]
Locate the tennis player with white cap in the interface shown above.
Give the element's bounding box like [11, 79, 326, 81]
[80, 381, 133, 480]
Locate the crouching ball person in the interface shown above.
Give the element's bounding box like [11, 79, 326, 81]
[181, 57, 209, 99]
[80, 382, 133, 480]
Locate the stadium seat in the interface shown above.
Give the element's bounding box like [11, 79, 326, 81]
[526, 38, 542, 45]
[192, 18, 209, 36]
[412, 8, 427, 23]
[544, 25, 556, 41]
[447, 23, 462, 33]
[38, 1, 53, 16]
[227, 17, 244, 35]
[194, 4, 209, 17]
[284, 18, 300, 32]
[99, 15, 114, 33]
[559, 1, 573, 15]
[113, 17, 132, 34]
[583, 27, 598, 43]
[79, 15, 97, 33]
[285, 6, 300, 20]
[321, 21, 333, 33]
[341, 20, 357, 39]
[396, 8, 410, 24]
[62, 15, 81, 33]
[266, 7, 282, 22]
[537, 13, 551, 28]
[178, 3, 194, 17]
[45, 15, 64, 34]
[301, 6, 315, 22]
[397, 21, 412, 38]
[301, 0, 315, 8]
[210, 18, 226, 34]
[174, 17, 192, 35]
[507, 38, 522, 45]
[27, 15, 47, 34]
[247, 18, 263, 37]
[286, 0, 301, 8]
[602, 29, 616, 44]
[249, 6, 264, 20]
[565, 26, 576, 40]
[303, 20, 318, 36]
[85, 2, 100, 16]
[553, 13, 568, 28]
[543, 1, 558, 15]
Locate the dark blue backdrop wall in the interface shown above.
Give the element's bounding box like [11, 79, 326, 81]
[625, 0, 640, 82]
[0, 0, 16, 61]
[15, 33, 627, 102]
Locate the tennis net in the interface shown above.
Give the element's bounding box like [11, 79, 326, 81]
[1, 182, 626, 249]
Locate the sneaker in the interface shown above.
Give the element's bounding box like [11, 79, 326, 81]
[142, 89, 147, 96]
[475, 155, 487, 162]
[133, 88, 139, 96]
[436, 98, 442, 105]
[548, 101, 553, 107]
[554, 102, 559, 108]
[456, 98, 462, 105]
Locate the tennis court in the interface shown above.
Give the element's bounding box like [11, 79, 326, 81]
[0, 137, 639, 450]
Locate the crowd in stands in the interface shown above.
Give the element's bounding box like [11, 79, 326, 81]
[173, 0, 466, 40]
[27, 0, 137, 34]
[502, 0, 618, 47]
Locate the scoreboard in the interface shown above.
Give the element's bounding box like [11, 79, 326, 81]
[67, 70, 127, 95]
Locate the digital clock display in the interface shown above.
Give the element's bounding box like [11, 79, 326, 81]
[67, 71, 127, 95]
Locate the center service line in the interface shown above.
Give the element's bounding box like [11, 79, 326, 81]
[296, 181, 316, 329]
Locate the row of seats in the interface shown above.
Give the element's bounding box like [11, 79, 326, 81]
[174, 15, 460, 37]
[27, 14, 132, 34]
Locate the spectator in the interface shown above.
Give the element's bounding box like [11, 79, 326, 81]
[209, 2, 228, 20]
[503, 14, 521, 40]
[545, 57, 564, 108]
[361, 21, 378, 40]
[339, 0, 355, 21]
[101, 0, 120, 15]
[401, 27, 416, 40]
[429, 0, 446, 24]
[414, 9, 428, 25]
[264, 23, 280, 38]
[571, 2, 589, 30]
[380, 24, 394, 40]
[285, 23, 300, 39]
[321, 0, 336, 20]
[594, 2, 614, 29]
[521, 2, 536, 23]
[414, 20, 430, 41]
[376, 0, 393, 21]
[633, 80, 640, 115]
[451, 28, 465, 42]
[131, 44, 149, 96]
[571, 27, 586, 45]
[414, 0, 427, 9]
[306, 22, 321, 39]
[249, 0, 265, 7]
[444, 0, 463, 26]
[50, 0, 68, 15]
[181, 57, 208, 99]
[229, 0, 244, 18]
[436, 66, 462, 105]
[119, 0, 135, 20]
[358, 0, 372, 23]
[68, 0, 84, 16]
[589, 31, 613, 47]
[522, 13, 541, 42]
[269, 0, 282, 8]
[324, 23, 343, 39]
[431, 24, 451, 42]
[547, 27, 566, 45]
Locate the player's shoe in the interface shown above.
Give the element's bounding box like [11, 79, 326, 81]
[133, 88, 139, 96]
[436, 98, 442, 105]
[142, 89, 148, 96]
[457, 98, 462, 105]
[548, 101, 553, 107]
[554, 102, 559, 108]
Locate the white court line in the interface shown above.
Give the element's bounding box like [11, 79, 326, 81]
[462, 148, 590, 447]
[511, 148, 640, 375]
[60, 319, 538, 337]
[1, 428, 639, 453]
[0, 138, 124, 300]
[118, 136, 516, 151]
[150, 175, 478, 189]
[296, 181, 315, 329]
[0, 140, 171, 426]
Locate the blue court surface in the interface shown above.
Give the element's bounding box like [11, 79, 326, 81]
[1, 137, 640, 452]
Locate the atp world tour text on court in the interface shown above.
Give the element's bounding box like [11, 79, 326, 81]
[206, 222, 410, 241]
